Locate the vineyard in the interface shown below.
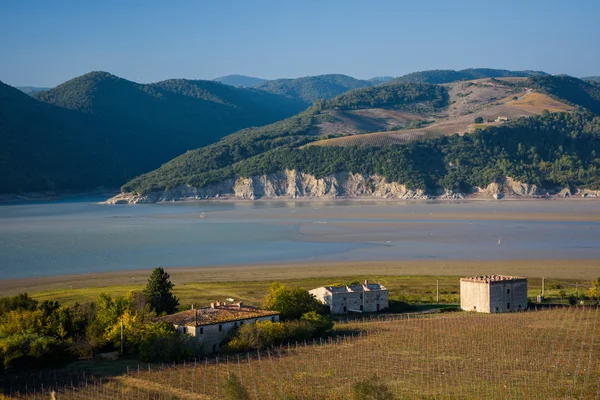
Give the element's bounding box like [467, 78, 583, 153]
[4, 307, 600, 399]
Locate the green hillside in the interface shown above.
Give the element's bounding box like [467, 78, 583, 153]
[526, 75, 600, 114]
[0, 72, 306, 193]
[254, 74, 373, 104]
[395, 68, 548, 84]
[120, 77, 600, 196]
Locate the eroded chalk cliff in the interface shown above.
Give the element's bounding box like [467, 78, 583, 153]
[105, 170, 599, 204]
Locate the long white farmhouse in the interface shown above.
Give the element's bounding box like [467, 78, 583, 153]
[158, 301, 279, 352]
[309, 280, 388, 314]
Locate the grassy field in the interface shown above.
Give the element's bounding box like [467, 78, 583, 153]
[7, 307, 599, 399]
[504, 92, 573, 113]
[6, 258, 598, 307]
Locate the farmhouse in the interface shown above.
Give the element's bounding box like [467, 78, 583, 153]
[309, 280, 388, 314]
[158, 301, 279, 352]
[460, 275, 528, 313]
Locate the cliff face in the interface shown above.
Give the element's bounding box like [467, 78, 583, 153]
[105, 170, 600, 204]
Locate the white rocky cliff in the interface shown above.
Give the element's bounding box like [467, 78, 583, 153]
[105, 170, 598, 204]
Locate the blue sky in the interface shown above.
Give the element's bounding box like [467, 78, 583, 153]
[1, 0, 599, 87]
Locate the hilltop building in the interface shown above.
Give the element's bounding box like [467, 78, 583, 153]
[460, 275, 528, 313]
[158, 301, 279, 352]
[309, 280, 388, 315]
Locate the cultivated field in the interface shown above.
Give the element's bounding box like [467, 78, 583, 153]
[5, 307, 599, 399]
[310, 79, 573, 148]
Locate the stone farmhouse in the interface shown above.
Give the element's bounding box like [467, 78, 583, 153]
[158, 301, 279, 352]
[460, 275, 528, 313]
[309, 280, 388, 315]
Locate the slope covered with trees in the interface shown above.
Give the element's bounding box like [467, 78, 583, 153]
[254, 74, 373, 104]
[0, 72, 307, 193]
[122, 111, 600, 196]
[119, 76, 600, 196]
[395, 68, 548, 84]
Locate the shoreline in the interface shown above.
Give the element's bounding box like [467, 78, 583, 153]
[2, 259, 599, 296]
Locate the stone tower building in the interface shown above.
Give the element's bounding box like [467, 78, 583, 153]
[460, 275, 528, 313]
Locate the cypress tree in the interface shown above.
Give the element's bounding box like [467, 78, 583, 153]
[143, 267, 179, 315]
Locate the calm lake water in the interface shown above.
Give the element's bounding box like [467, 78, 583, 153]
[0, 199, 599, 280]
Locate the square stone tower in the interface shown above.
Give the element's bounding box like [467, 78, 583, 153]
[460, 275, 528, 313]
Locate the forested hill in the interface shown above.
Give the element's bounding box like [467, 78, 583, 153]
[395, 68, 548, 84]
[212, 74, 267, 87]
[527, 75, 600, 114]
[254, 74, 373, 104]
[0, 72, 307, 193]
[119, 76, 600, 198]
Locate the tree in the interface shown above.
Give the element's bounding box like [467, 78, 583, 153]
[588, 277, 600, 302]
[263, 283, 324, 320]
[474, 116, 484, 124]
[142, 267, 179, 315]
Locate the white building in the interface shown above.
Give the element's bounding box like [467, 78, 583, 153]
[309, 280, 388, 315]
[460, 275, 528, 313]
[158, 301, 279, 352]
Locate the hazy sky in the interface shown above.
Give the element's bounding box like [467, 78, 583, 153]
[1, 0, 599, 87]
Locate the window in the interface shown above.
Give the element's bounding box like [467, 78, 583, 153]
[343, 296, 346, 301]
[182, 326, 188, 334]
[212, 344, 217, 353]
[507, 303, 510, 310]
[234, 322, 237, 327]
[271, 316, 275, 322]
[200, 327, 204, 334]
[376, 304, 380, 312]
[507, 289, 510, 294]
[495, 307, 499, 312]
[218, 324, 222, 332]
[343, 306, 347, 312]
[240, 321, 244, 326]
[474, 306, 477, 310]
[360, 305, 363, 311]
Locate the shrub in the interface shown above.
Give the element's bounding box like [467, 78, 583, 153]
[474, 116, 484, 124]
[352, 375, 396, 400]
[301, 311, 333, 336]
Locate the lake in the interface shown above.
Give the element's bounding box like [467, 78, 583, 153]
[0, 199, 599, 280]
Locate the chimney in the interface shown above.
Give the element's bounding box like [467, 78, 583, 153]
[364, 279, 368, 286]
[191, 304, 194, 310]
[210, 302, 215, 309]
[237, 301, 243, 308]
[216, 301, 221, 307]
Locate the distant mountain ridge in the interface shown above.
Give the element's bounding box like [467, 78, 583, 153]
[394, 68, 548, 84]
[254, 74, 373, 104]
[0, 72, 307, 193]
[212, 74, 267, 87]
[16, 86, 51, 95]
[583, 76, 600, 82]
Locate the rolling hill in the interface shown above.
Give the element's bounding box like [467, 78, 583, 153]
[394, 68, 548, 84]
[212, 74, 267, 87]
[254, 74, 373, 104]
[0, 72, 307, 193]
[113, 75, 600, 202]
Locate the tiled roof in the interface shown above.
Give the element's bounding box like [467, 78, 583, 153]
[157, 305, 279, 327]
[461, 275, 527, 283]
[320, 283, 387, 293]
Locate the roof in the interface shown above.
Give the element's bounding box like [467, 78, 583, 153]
[313, 283, 387, 294]
[460, 275, 527, 284]
[158, 305, 279, 327]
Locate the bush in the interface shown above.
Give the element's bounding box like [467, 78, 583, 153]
[474, 116, 484, 124]
[264, 283, 326, 320]
[352, 375, 396, 400]
[138, 323, 201, 362]
[301, 311, 333, 336]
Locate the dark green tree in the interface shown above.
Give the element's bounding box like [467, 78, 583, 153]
[474, 116, 484, 124]
[143, 267, 179, 315]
